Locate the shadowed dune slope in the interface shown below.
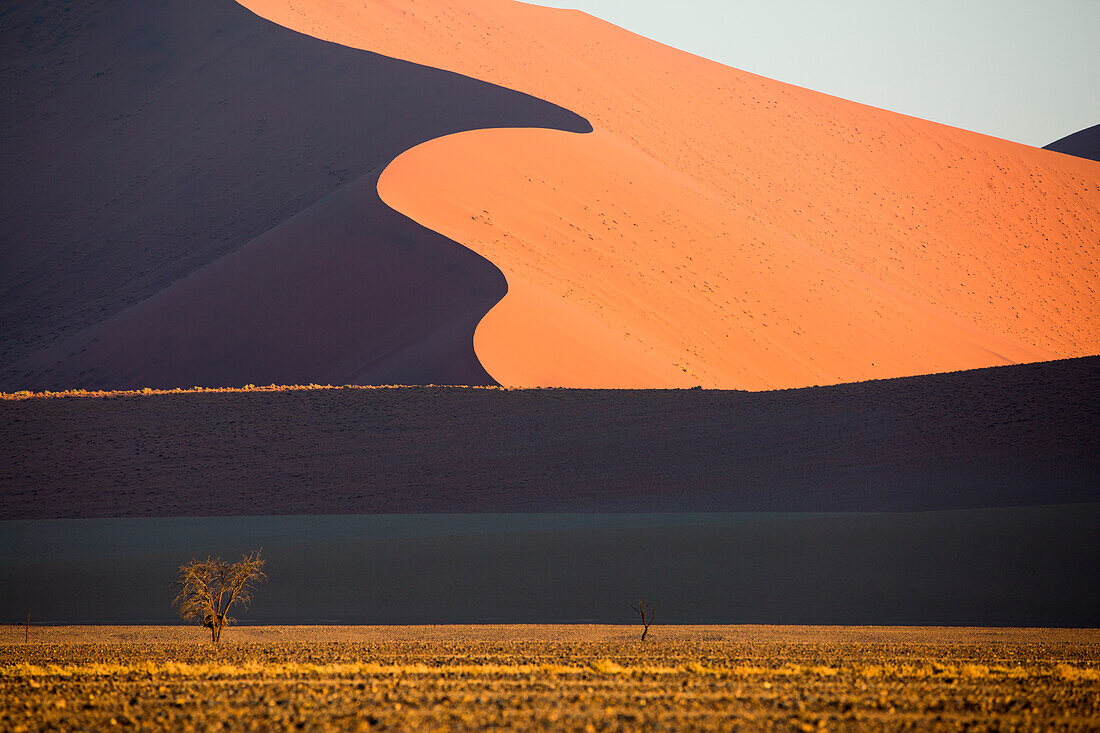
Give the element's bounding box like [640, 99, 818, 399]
[2, 358, 1096, 518]
[245, 0, 1100, 389]
[0, 0, 588, 390]
[1045, 123, 1100, 163]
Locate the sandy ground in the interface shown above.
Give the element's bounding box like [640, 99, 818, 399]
[2, 626, 1098, 731]
[2, 357, 1096, 517]
[247, 0, 1100, 389]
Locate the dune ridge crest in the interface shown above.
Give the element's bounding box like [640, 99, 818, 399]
[243, 0, 1100, 389]
[1, 0, 588, 391]
[3, 356, 1097, 517]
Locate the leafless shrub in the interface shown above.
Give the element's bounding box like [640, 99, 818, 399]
[173, 551, 266, 642]
[631, 599, 656, 641]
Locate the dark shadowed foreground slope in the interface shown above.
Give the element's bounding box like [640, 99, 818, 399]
[0, 0, 588, 389]
[1045, 122, 1100, 162]
[3, 358, 1096, 625]
[2, 357, 1097, 517]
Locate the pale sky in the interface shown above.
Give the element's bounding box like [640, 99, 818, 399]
[534, 0, 1099, 147]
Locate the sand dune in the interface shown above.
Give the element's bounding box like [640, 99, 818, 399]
[3, 357, 1096, 517]
[4, 0, 1096, 389]
[1, 0, 587, 390]
[244, 0, 1100, 389]
[1045, 122, 1100, 163]
[380, 128, 1051, 389]
[16, 171, 507, 389]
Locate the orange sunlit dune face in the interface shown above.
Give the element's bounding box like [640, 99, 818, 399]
[243, 0, 1099, 389]
[380, 128, 1058, 389]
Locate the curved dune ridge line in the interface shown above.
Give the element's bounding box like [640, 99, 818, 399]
[242, 0, 1100, 389]
[1, 0, 588, 391]
[380, 128, 1051, 389]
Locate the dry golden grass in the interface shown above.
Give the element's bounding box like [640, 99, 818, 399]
[2, 626, 1098, 731]
[0, 384, 512, 401]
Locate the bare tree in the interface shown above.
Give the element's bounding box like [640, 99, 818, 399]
[173, 551, 266, 642]
[631, 599, 656, 641]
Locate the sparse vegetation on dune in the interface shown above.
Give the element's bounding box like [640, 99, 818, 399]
[3, 357, 1096, 519]
[0, 384, 510, 401]
[1, 626, 1098, 731]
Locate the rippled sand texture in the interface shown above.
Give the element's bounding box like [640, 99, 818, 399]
[244, 0, 1100, 389]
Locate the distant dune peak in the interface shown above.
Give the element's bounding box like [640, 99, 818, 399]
[1044, 123, 1100, 163]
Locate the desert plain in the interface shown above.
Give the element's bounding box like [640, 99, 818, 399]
[3, 625, 1100, 732]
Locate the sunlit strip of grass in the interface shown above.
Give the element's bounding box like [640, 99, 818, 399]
[3, 661, 1097, 681]
[0, 384, 509, 401]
